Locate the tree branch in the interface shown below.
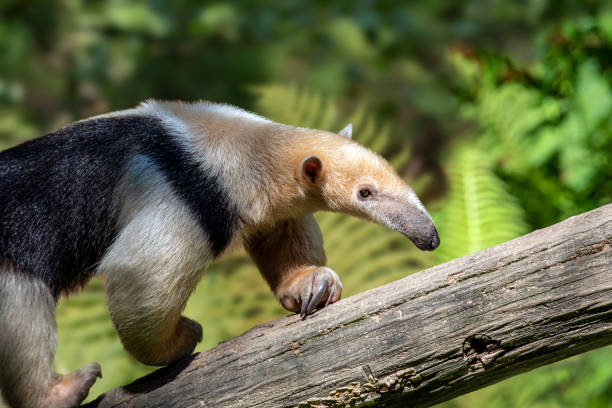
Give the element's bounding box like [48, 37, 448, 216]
[86, 204, 612, 408]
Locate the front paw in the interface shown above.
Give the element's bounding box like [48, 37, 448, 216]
[277, 266, 342, 318]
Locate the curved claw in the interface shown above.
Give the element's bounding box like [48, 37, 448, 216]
[306, 280, 329, 316]
[324, 289, 335, 308]
[279, 266, 342, 318]
[300, 293, 311, 319]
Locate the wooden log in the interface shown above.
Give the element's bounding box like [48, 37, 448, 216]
[86, 204, 612, 408]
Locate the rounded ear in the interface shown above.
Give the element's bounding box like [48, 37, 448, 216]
[301, 155, 322, 183]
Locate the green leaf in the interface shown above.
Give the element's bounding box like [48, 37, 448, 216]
[434, 146, 528, 264]
[575, 60, 612, 131]
[104, 1, 169, 37]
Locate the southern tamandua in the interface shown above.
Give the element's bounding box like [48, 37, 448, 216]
[0, 100, 439, 408]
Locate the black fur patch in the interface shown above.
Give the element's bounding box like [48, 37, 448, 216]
[0, 116, 237, 297]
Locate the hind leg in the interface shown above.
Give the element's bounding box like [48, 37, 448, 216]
[0, 266, 101, 408]
[99, 199, 212, 366]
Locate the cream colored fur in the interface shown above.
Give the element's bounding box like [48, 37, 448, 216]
[0, 264, 56, 407]
[99, 156, 211, 365]
[0, 263, 101, 408]
[131, 100, 428, 228]
[0, 99, 436, 407]
[106, 99, 434, 314]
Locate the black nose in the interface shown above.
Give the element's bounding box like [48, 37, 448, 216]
[428, 233, 440, 250]
[413, 232, 440, 251]
[418, 227, 440, 251]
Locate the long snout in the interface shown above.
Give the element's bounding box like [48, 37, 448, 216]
[382, 206, 440, 251]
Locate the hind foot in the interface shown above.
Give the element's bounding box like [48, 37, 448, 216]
[44, 363, 102, 408]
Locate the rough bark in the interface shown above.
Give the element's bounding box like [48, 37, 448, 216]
[86, 204, 612, 408]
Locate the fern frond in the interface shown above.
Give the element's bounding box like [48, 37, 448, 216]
[251, 84, 408, 158]
[474, 83, 563, 174]
[434, 146, 528, 264]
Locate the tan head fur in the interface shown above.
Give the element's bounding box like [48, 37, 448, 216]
[138, 100, 439, 250]
[287, 129, 440, 251]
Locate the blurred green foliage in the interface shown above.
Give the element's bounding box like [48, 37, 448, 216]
[433, 145, 528, 264]
[1, 1, 611, 407]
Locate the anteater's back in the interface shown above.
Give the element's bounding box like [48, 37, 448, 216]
[0, 116, 159, 296]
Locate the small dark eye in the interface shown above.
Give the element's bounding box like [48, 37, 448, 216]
[359, 189, 372, 198]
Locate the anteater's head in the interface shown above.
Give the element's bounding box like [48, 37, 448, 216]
[296, 124, 439, 251]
